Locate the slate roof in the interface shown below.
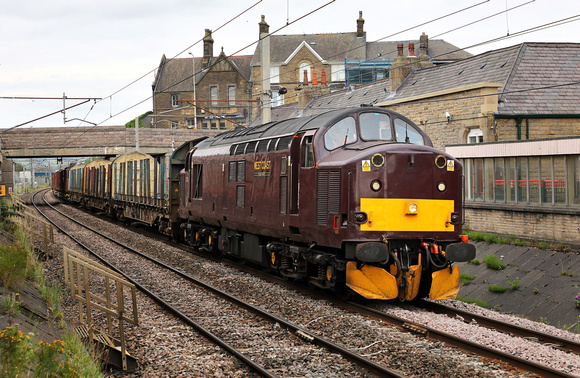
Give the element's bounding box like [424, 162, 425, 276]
[383, 44, 521, 102]
[251, 33, 367, 66]
[383, 42, 580, 115]
[154, 55, 253, 93]
[498, 43, 580, 115]
[366, 39, 471, 62]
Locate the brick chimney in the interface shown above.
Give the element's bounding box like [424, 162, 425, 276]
[356, 11, 365, 38]
[202, 29, 214, 68]
[420, 32, 429, 55]
[259, 14, 269, 36]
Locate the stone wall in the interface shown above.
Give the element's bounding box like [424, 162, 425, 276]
[465, 206, 580, 248]
[383, 85, 499, 150]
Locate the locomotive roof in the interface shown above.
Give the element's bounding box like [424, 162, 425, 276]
[195, 107, 402, 149]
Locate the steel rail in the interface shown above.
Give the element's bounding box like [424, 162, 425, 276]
[38, 190, 404, 377]
[32, 190, 275, 378]
[345, 301, 575, 378]
[418, 299, 580, 356]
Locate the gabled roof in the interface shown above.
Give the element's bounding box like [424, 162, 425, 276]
[251, 32, 366, 67]
[366, 39, 471, 62]
[380, 42, 580, 115]
[383, 44, 520, 103]
[154, 55, 252, 94]
[498, 43, 580, 115]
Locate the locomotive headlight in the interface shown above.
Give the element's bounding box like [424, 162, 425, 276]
[437, 181, 446, 192]
[370, 180, 382, 192]
[406, 201, 418, 215]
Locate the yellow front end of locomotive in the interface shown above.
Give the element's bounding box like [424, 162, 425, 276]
[359, 198, 455, 232]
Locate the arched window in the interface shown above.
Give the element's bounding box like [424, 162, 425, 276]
[467, 128, 483, 144]
[299, 62, 311, 83]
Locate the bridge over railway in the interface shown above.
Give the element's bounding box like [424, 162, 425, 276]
[0, 126, 219, 158]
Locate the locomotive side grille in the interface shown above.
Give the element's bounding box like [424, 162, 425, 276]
[328, 170, 341, 214]
[280, 176, 287, 214]
[317, 171, 328, 225]
[316, 169, 341, 226]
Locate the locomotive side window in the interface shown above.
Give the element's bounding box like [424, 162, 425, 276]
[302, 136, 314, 167]
[394, 118, 425, 145]
[191, 164, 203, 199]
[360, 113, 391, 141]
[281, 157, 287, 175]
[324, 117, 357, 150]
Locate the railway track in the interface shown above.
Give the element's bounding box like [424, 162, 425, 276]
[35, 189, 580, 377]
[33, 189, 404, 377]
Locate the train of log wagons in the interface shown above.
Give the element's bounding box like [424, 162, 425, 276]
[52, 106, 476, 301]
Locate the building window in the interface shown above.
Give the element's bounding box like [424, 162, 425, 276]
[299, 62, 311, 83]
[210, 120, 217, 130]
[467, 128, 483, 143]
[219, 120, 226, 130]
[201, 121, 208, 130]
[210, 86, 218, 106]
[464, 154, 579, 207]
[186, 119, 195, 128]
[272, 92, 284, 108]
[331, 64, 345, 82]
[270, 66, 280, 84]
[228, 85, 236, 106]
[171, 122, 179, 129]
[171, 95, 178, 107]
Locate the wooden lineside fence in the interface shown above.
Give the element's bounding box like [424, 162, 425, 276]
[15, 200, 54, 258]
[63, 246, 138, 370]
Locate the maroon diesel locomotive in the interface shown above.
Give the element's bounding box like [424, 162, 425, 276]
[178, 106, 475, 301]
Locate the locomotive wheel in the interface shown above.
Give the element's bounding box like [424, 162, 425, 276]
[326, 265, 335, 283]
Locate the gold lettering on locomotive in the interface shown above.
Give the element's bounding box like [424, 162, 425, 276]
[254, 160, 271, 177]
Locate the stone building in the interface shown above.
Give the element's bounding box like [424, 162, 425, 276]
[152, 30, 254, 130]
[250, 12, 469, 121]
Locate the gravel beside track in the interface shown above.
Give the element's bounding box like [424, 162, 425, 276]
[32, 190, 562, 377]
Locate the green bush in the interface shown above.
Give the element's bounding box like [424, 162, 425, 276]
[488, 284, 508, 293]
[507, 276, 520, 290]
[469, 258, 480, 265]
[459, 273, 476, 285]
[456, 296, 489, 308]
[0, 244, 30, 289]
[483, 254, 506, 270]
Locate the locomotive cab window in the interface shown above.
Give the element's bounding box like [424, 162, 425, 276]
[394, 118, 425, 145]
[191, 164, 203, 199]
[360, 113, 392, 141]
[324, 117, 357, 150]
[302, 135, 314, 167]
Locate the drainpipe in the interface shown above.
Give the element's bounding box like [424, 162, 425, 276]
[526, 119, 529, 139]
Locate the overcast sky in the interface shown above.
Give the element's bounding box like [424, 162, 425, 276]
[1, 0, 578, 129]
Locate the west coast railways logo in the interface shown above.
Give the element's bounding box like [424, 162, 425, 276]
[254, 160, 271, 177]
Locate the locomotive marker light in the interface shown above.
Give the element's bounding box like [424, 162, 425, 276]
[405, 201, 418, 215]
[435, 155, 447, 169]
[437, 181, 446, 192]
[370, 180, 382, 192]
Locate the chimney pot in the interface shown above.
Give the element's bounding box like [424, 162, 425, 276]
[397, 43, 404, 56]
[303, 70, 309, 86]
[321, 69, 327, 86]
[408, 43, 415, 57]
[312, 70, 318, 86]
